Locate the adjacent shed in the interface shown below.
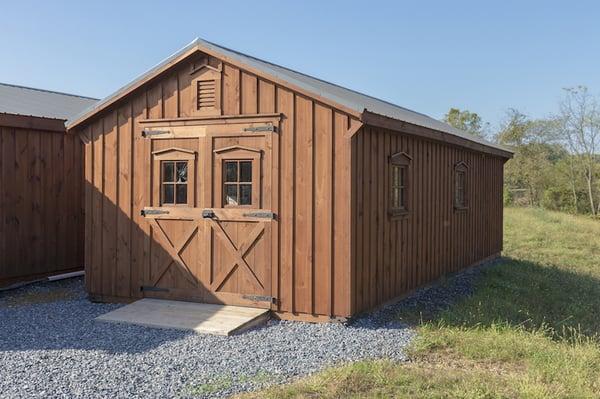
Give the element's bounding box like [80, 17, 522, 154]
[0, 83, 97, 287]
[67, 38, 512, 321]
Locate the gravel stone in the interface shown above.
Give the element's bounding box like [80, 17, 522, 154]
[0, 278, 413, 398]
[0, 259, 497, 398]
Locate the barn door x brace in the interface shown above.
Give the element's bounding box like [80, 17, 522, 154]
[201, 210, 276, 219]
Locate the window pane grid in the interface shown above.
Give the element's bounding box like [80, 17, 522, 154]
[391, 165, 407, 212]
[223, 160, 253, 206]
[455, 170, 466, 208]
[161, 161, 188, 205]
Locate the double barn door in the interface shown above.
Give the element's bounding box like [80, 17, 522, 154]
[140, 120, 277, 309]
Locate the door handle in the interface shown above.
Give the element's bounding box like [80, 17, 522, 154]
[202, 210, 216, 219]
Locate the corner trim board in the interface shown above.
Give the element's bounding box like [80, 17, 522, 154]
[344, 120, 363, 139]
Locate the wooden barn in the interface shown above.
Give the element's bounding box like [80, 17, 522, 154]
[0, 83, 97, 287]
[67, 38, 512, 321]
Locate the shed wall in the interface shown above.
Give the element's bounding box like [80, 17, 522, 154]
[351, 126, 504, 314]
[0, 125, 83, 286]
[78, 53, 356, 318]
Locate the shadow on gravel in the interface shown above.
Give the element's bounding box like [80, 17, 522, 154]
[344, 259, 501, 332]
[394, 257, 600, 339]
[0, 274, 414, 355]
[0, 277, 196, 354]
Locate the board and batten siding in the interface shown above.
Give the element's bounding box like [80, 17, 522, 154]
[0, 125, 83, 286]
[350, 126, 504, 314]
[77, 54, 356, 318]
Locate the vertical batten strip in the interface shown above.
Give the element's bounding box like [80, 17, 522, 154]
[313, 103, 332, 316]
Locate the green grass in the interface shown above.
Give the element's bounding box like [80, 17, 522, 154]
[180, 371, 282, 397]
[239, 208, 600, 398]
[181, 376, 234, 397]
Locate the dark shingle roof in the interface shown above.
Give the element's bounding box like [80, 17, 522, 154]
[0, 82, 98, 120]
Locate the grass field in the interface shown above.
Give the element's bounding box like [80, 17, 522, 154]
[240, 208, 600, 398]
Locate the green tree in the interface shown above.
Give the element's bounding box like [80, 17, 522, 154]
[495, 109, 532, 146]
[443, 108, 489, 138]
[558, 86, 600, 216]
[494, 91, 600, 216]
[496, 109, 568, 208]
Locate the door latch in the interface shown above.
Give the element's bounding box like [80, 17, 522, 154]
[202, 209, 216, 219]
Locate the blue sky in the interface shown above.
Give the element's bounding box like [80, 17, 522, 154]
[1, 0, 599, 129]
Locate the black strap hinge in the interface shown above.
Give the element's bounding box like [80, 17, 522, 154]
[243, 211, 276, 219]
[243, 125, 276, 133]
[141, 209, 170, 217]
[242, 294, 275, 303]
[142, 129, 170, 137]
[141, 286, 170, 292]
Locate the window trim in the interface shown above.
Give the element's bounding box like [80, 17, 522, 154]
[214, 145, 262, 209]
[222, 159, 254, 208]
[151, 147, 196, 207]
[388, 151, 412, 217]
[454, 161, 469, 211]
[160, 160, 189, 206]
[190, 58, 222, 117]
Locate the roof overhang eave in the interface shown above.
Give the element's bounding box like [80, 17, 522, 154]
[360, 110, 514, 159]
[66, 39, 363, 131]
[66, 40, 203, 130]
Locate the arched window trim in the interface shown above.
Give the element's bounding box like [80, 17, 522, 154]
[389, 151, 412, 217]
[151, 147, 197, 207]
[454, 161, 469, 211]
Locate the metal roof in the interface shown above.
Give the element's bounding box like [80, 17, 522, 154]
[0, 82, 98, 120]
[67, 38, 511, 155]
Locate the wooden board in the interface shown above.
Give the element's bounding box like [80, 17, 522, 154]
[350, 126, 505, 314]
[75, 52, 358, 319]
[0, 124, 83, 287]
[72, 48, 506, 321]
[96, 298, 270, 335]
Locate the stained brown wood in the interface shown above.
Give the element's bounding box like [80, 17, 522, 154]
[350, 125, 505, 314]
[73, 48, 507, 320]
[361, 111, 512, 159]
[0, 113, 66, 132]
[0, 122, 83, 287]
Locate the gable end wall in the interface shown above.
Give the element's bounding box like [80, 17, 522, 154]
[74, 51, 358, 318]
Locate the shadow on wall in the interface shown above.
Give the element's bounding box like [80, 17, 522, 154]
[0, 178, 408, 354]
[0, 181, 223, 354]
[82, 177, 265, 308]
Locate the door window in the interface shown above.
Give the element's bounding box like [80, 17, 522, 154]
[223, 160, 253, 206]
[161, 160, 188, 205]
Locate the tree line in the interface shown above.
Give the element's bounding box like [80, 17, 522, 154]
[444, 86, 600, 216]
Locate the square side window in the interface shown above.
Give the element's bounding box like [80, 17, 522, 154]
[161, 160, 189, 205]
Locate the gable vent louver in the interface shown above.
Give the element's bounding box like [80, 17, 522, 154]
[197, 79, 217, 110]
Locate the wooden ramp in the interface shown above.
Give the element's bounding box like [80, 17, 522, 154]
[96, 299, 270, 336]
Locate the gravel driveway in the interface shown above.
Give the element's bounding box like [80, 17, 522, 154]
[0, 278, 415, 398]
